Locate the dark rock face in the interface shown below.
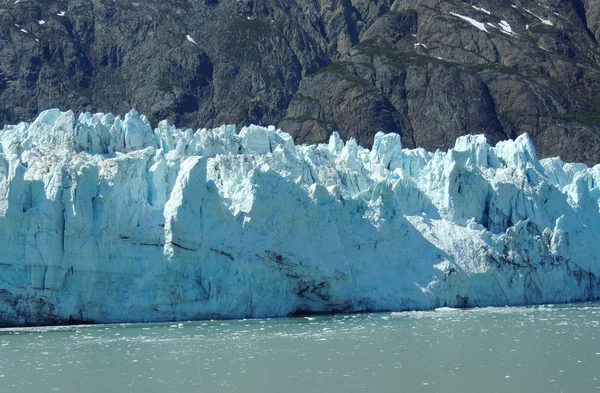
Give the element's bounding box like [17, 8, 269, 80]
[0, 0, 599, 164]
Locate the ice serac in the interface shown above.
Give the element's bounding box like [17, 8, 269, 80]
[1, 109, 600, 326]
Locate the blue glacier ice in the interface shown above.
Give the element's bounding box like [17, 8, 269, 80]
[0, 108, 599, 326]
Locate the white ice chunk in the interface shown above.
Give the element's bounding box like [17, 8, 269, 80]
[370, 132, 403, 170]
[328, 131, 344, 154]
[239, 125, 273, 155]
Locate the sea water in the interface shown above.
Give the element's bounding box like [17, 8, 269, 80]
[1, 303, 599, 393]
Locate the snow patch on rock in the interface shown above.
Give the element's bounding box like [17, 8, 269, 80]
[450, 12, 489, 33]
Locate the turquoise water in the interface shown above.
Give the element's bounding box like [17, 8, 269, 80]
[1, 303, 599, 393]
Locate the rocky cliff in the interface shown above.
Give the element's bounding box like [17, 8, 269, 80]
[0, 0, 599, 164]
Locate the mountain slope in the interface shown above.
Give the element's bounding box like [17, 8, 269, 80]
[0, 0, 599, 163]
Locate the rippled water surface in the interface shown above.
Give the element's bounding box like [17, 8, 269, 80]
[1, 303, 600, 393]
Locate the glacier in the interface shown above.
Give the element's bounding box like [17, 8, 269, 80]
[1, 108, 599, 326]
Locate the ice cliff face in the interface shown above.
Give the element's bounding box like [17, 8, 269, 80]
[1, 108, 600, 326]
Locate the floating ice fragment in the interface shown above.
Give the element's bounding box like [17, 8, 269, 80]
[20, 29, 28, 33]
[38, 20, 45, 25]
[435, 307, 459, 312]
[186, 35, 197, 45]
[57, 11, 65, 17]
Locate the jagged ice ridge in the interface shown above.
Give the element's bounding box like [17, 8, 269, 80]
[1, 108, 599, 326]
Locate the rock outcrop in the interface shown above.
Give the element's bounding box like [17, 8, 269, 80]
[0, 0, 599, 164]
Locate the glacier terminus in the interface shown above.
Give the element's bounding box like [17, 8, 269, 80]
[0, 108, 599, 326]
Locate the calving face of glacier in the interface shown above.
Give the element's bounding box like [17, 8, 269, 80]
[1, 108, 599, 326]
